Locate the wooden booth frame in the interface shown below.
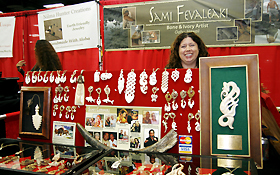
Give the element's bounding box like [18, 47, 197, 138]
[199, 54, 262, 168]
[19, 86, 51, 139]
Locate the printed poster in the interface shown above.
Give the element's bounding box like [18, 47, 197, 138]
[0, 16, 15, 57]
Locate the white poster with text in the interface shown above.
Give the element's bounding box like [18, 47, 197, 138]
[38, 1, 100, 52]
[0, 16, 15, 58]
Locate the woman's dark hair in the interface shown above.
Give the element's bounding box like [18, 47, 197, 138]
[166, 32, 209, 69]
[33, 40, 62, 71]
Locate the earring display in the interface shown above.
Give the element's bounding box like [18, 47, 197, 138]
[60, 70, 67, 83]
[161, 69, 169, 93]
[139, 69, 148, 94]
[184, 68, 192, 83]
[125, 69, 136, 103]
[49, 71, 55, 83]
[102, 85, 114, 104]
[96, 87, 102, 105]
[171, 68, 180, 82]
[64, 86, 69, 102]
[75, 70, 85, 106]
[65, 106, 71, 119]
[151, 87, 159, 102]
[37, 71, 43, 82]
[187, 86, 195, 109]
[32, 71, 37, 83]
[43, 71, 49, 83]
[70, 70, 78, 83]
[25, 71, 31, 84]
[149, 68, 159, 86]
[55, 70, 61, 84]
[171, 89, 178, 110]
[53, 104, 58, 117]
[85, 86, 95, 103]
[195, 110, 201, 131]
[170, 112, 177, 131]
[118, 69, 125, 94]
[164, 92, 172, 112]
[180, 90, 187, 109]
[71, 106, 77, 120]
[54, 85, 63, 103]
[187, 113, 194, 133]
[59, 105, 65, 118]
[162, 113, 169, 133]
[94, 70, 100, 82]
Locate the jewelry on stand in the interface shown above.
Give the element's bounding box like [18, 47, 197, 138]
[43, 71, 49, 83]
[32, 71, 37, 83]
[55, 70, 61, 84]
[85, 86, 95, 103]
[37, 70, 43, 82]
[162, 113, 169, 133]
[60, 70, 67, 83]
[118, 69, 125, 94]
[187, 86, 195, 109]
[170, 112, 177, 131]
[125, 69, 136, 103]
[94, 70, 100, 82]
[164, 92, 172, 112]
[102, 85, 114, 104]
[187, 113, 194, 133]
[101, 71, 113, 80]
[161, 69, 169, 93]
[96, 88, 102, 105]
[75, 70, 85, 106]
[151, 87, 159, 102]
[180, 90, 187, 109]
[64, 86, 69, 102]
[49, 71, 55, 83]
[195, 110, 201, 131]
[71, 106, 77, 120]
[25, 71, 31, 84]
[65, 106, 71, 119]
[53, 104, 58, 117]
[149, 68, 159, 86]
[139, 69, 148, 94]
[70, 70, 78, 83]
[59, 105, 65, 118]
[171, 89, 178, 110]
[171, 68, 180, 82]
[184, 68, 192, 83]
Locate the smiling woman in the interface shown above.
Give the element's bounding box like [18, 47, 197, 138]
[165, 32, 209, 69]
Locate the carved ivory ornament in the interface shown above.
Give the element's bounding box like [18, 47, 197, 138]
[218, 81, 240, 129]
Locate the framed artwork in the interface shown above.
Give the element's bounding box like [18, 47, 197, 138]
[199, 54, 262, 168]
[19, 86, 51, 139]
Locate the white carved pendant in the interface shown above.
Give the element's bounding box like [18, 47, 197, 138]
[32, 104, 42, 130]
[125, 70, 136, 103]
[118, 70, 125, 94]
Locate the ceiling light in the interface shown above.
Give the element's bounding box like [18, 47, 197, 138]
[43, 3, 64, 8]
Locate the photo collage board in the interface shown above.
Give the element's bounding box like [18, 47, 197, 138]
[85, 105, 162, 150]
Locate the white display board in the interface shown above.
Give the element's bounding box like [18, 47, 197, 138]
[0, 16, 15, 57]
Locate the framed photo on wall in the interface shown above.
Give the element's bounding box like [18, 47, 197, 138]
[19, 86, 51, 139]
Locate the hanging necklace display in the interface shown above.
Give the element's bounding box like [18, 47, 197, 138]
[32, 71, 37, 83]
[101, 71, 113, 80]
[64, 86, 69, 102]
[70, 70, 78, 83]
[118, 69, 125, 94]
[187, 113, 194, 133]
[59, 105, 65, 118]
[161, 69, 169, 93]
[25, 71, 31, 84]
[102, 85, 114, 104]
[162, 113, 169, 133]
[171, 89, 178, 110]
[151, 87, 159, 102]
[94, 70, 100, 82]
[171, 68, 180, 82]
[37, 70, 43, 82]
[125, 69, 136, 103]
[60, 70, 67, 83]
[49, 71, 55, 83]
[170, 112, 177, 131]
[75, 70, 85, 106]
[96, 88, 102, 105]
[65, 106, 71, 119]
[85, 86, 95, 103]
[139, 69, 148, 94]
[194, 110, 201, 131]
[149, 68, 158, 86]
[53, 104, 58, 117]
[180, 90, 187, 109]
[164, 92, 172, 112]
[71, 106, 77, 120]
[55, 70, 61, 84]
[28, 94, 42, 130]
[184, 69, 192, 83]
[187, 86, 195, 109]
[43, 71, 49, 83]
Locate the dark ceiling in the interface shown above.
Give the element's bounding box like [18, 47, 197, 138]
[0, 0, 91, 13]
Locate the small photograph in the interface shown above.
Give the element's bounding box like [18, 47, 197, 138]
[245, 0, 262, 21]
[235, 19, 251, 43]
[142, 30, 160, 44]
[105, 114, 117, 127]
[53, 145, 76, 159]
[52, 121, 76, 145]
[119, 129, 129, 142]
[144, 128, 159, 147]
[216, 26, 238, 41]
[130, 25, 144, 47]
[86, 114, 104, 127]
[122, 7, 136, 29]
[44, 18, 63, 41]
[103, 131, 118, 148]
[130, 136, 141, 149]
[130, 120, 141, 132]
[117, 108, 133, 124]
[94, 132, 101, 142]
[127, 110, 139, 124]
[150, 111, 160, 125]
[94, 159, 106, 172]
[142, 111, 151, 124]
[106, 160, 119, 172]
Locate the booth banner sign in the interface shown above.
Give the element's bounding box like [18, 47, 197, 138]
[38, 1, 100, 52]
[0, 16, 15, 57]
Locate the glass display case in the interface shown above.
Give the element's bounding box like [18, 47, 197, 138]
[0, 138, 108, 175]
[78, 149, 258, 175]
